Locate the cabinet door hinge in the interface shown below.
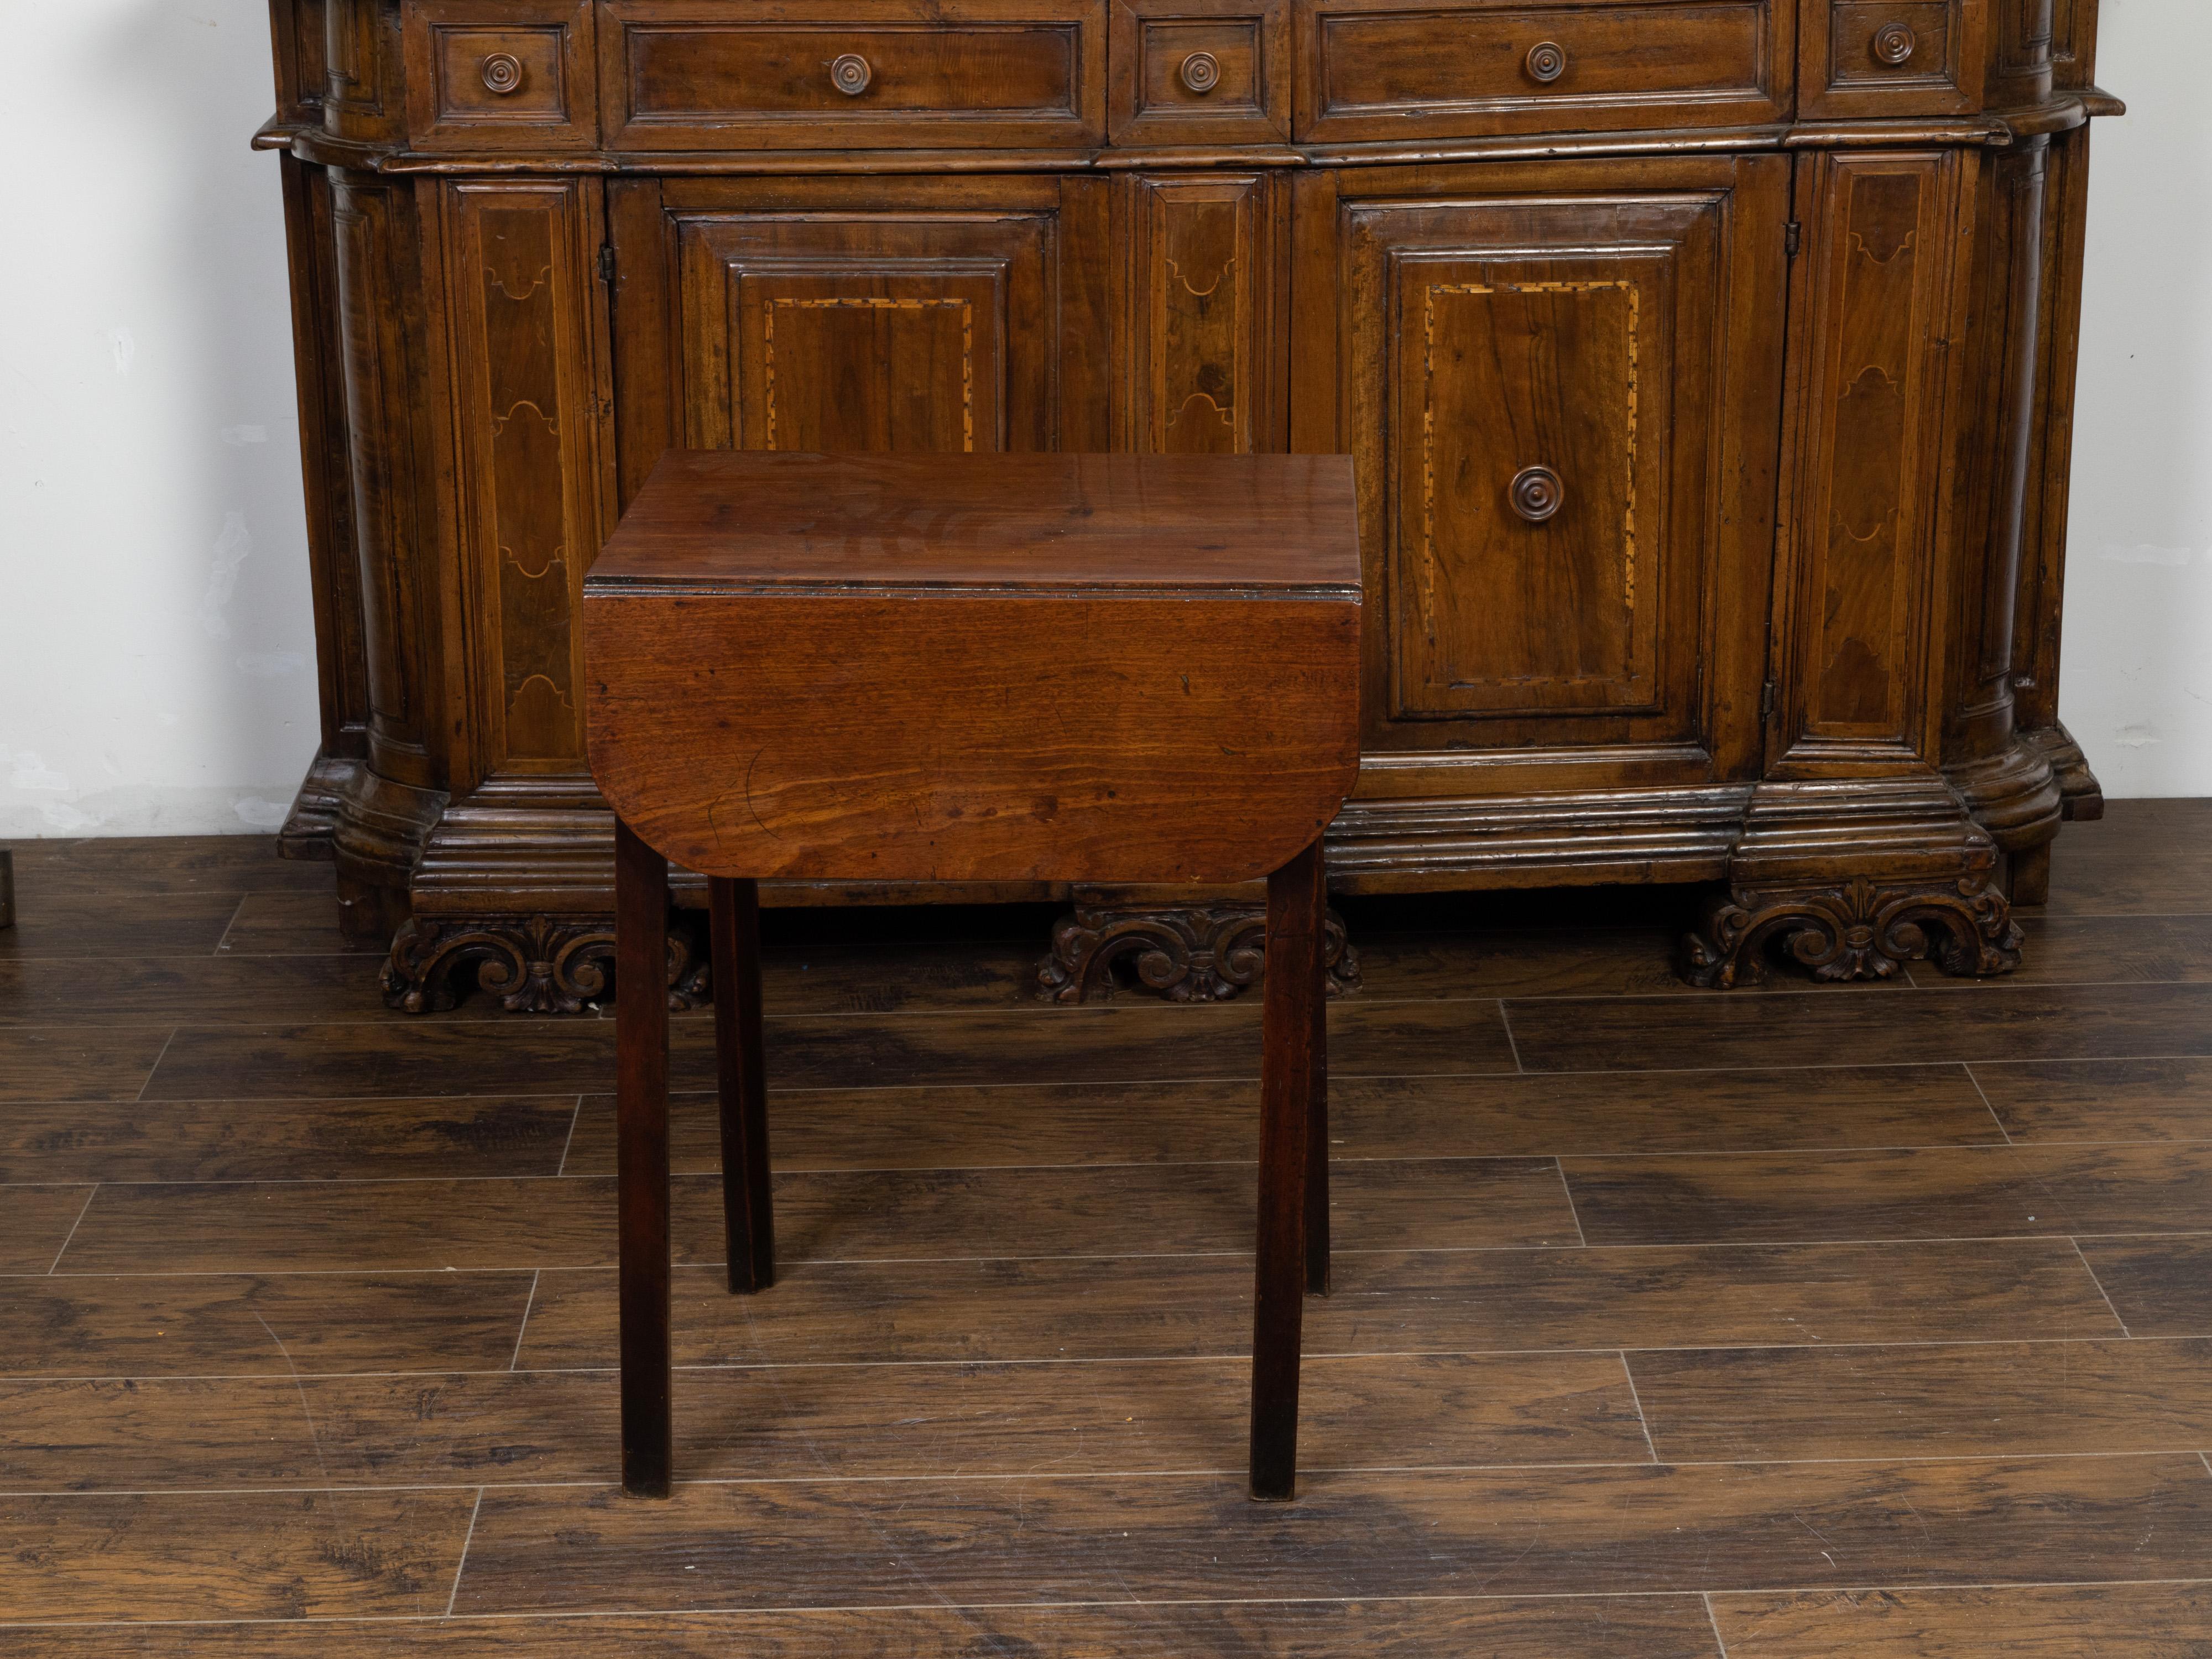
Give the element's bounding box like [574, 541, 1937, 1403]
[1760, 679, 1777, 724]
[1784, 221, 1801, 259]
[597, 244, 617, 285]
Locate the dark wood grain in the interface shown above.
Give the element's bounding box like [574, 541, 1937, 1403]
[0, 890, 245, 960]
[614, 816, 672, 1498]
[563, 1063, 2005, 1176]
[0, 953, 405, 1026]
[0, 1488, 477, 1622]
[0, 1594, 1730, 1657]
[515, 1238, 2125, 1371]
[1713, 1583, 2212, 1658]
[602, 0, 1110, 150]
[0, 1027, 172, 1103]
[1250, 834, 1326, 1497]
[2074, 1238, 2212, 1337]
[452, 1456, 2212, 1614]
[0, 836, 328, 897]
[215, 888, 391, 954]
[592, 451, 1359, 594]
[136, 997, 1517, 1100]
[274, 0, 2119, 995]
[53, 1156, 1579, 1275]
[1563, 1144, 2212, 1245]
[1507, 984, 2212, 1072]
[1973, 1056, 2212, 1141]
[586, 461, 1360, 887]
[0, 1185, 95, 1274]
[1981, 914, 2212, 984]
[1631, 1337, 2212, 1463]
[0, 1094, 577, 1183]
[0, 1351, 1651, 1491]
[708, 877, 773, 1293]
[0, 1271, 535, 1380]
[2043, 799, 2212, 916]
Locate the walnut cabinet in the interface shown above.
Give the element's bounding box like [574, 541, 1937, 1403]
[258, 0, 2121, 1009]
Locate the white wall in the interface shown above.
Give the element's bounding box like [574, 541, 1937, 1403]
[2059, 0, 2212, 797]
[1, 0, 319, 837]
[0, 0, 2204, 838]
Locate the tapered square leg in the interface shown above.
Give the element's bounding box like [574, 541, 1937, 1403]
[614, 817, 673, 1499]
[1249, 834, 1327, 1502]
[709, 875, 775, 1293]
[1305, 942, 1331, 1297]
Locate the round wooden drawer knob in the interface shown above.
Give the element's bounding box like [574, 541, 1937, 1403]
[830, 53, 873, 96]
[1525, 41, 1568, 84]
[1509, 465, 1564, 523]
[481, 53, 525, 96]
[1180, 51, 1222, 94]
[1872, 23, 1918, 65]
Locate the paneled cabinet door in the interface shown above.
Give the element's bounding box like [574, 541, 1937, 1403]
[609, 175, 1110, 505]
[1291, 157, 1791, 796]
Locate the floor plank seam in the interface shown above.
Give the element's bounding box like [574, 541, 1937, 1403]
[1552, 1159, 1588, 1246]
[9, 1132, 2195, 1187]
[24, 1328, 2212, 1386]
[446, 1487, 485, 1619]
[210, 896, 251, 956]
[2070, 1238, 2135, 1336]
[128, 1027, 179, 1104]
[508, 1269, 542, 1371]
[95, 1051, 2212, 1101]
[15, 1447, 2212, 1503]
[44, 1185, 97, 1275]
[7, 1579, 2210, 1631]
[1701, 1589, 1732, 1657]
[28, 1230, 2212, 1280]
[556, 1094, 583, 1176]
[1961, 1061, 2017, 1144]
[1617, 1351, 1662, 1464]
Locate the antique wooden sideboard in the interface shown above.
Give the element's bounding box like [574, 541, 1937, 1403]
[256, 0, 2120, 1010]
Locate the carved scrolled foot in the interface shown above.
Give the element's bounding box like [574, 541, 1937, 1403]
[382, 911, 709, 1015]
[1682, 874, 2024, 990]
[1037, 902, 1361, 1005]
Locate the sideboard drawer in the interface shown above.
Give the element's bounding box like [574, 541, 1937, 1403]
[1799, 0, 1983, 117]
[1296, 0, 1790, 142]
[403, 0, 596, 150]
[602, 0, 1108, 149]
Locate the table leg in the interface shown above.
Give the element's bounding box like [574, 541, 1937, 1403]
[709, 876, 775, 1293]
[615, 817, 673, 1498]
[1249, 834, 1326, 1502]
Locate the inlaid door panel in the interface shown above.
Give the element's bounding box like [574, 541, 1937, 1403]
[1117, 172, 1284, 453]
[679, 215, 1044, 453]
[612, 176, 1109, 501]
[1775, 148, 1973, 769]
[1385, 239, 1671, 720]
[1296, 157, 1790, 785]
[440, 178, 616, 780]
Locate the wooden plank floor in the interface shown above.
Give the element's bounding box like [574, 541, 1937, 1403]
[2, 801, 2210, 1653]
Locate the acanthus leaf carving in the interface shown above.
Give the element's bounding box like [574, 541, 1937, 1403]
[1037, 901, 1361, 1004]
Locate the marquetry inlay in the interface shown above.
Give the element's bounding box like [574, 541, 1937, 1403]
[1418, 278, 1641, 626]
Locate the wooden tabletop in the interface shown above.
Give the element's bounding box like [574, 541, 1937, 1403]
[588, 451, 1361, 594]
[584, 451, 1363, 884]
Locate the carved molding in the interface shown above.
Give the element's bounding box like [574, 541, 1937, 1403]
[1037, 901, 1361, 1004]
[2025, 720, 2105, 821]
[383, 910, 711, 1015]
[276, 746, 362, 861]
[1682, 873, 2024, 989]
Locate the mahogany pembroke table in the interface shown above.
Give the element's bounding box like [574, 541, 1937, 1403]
[583, 450, 1362, 1501]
